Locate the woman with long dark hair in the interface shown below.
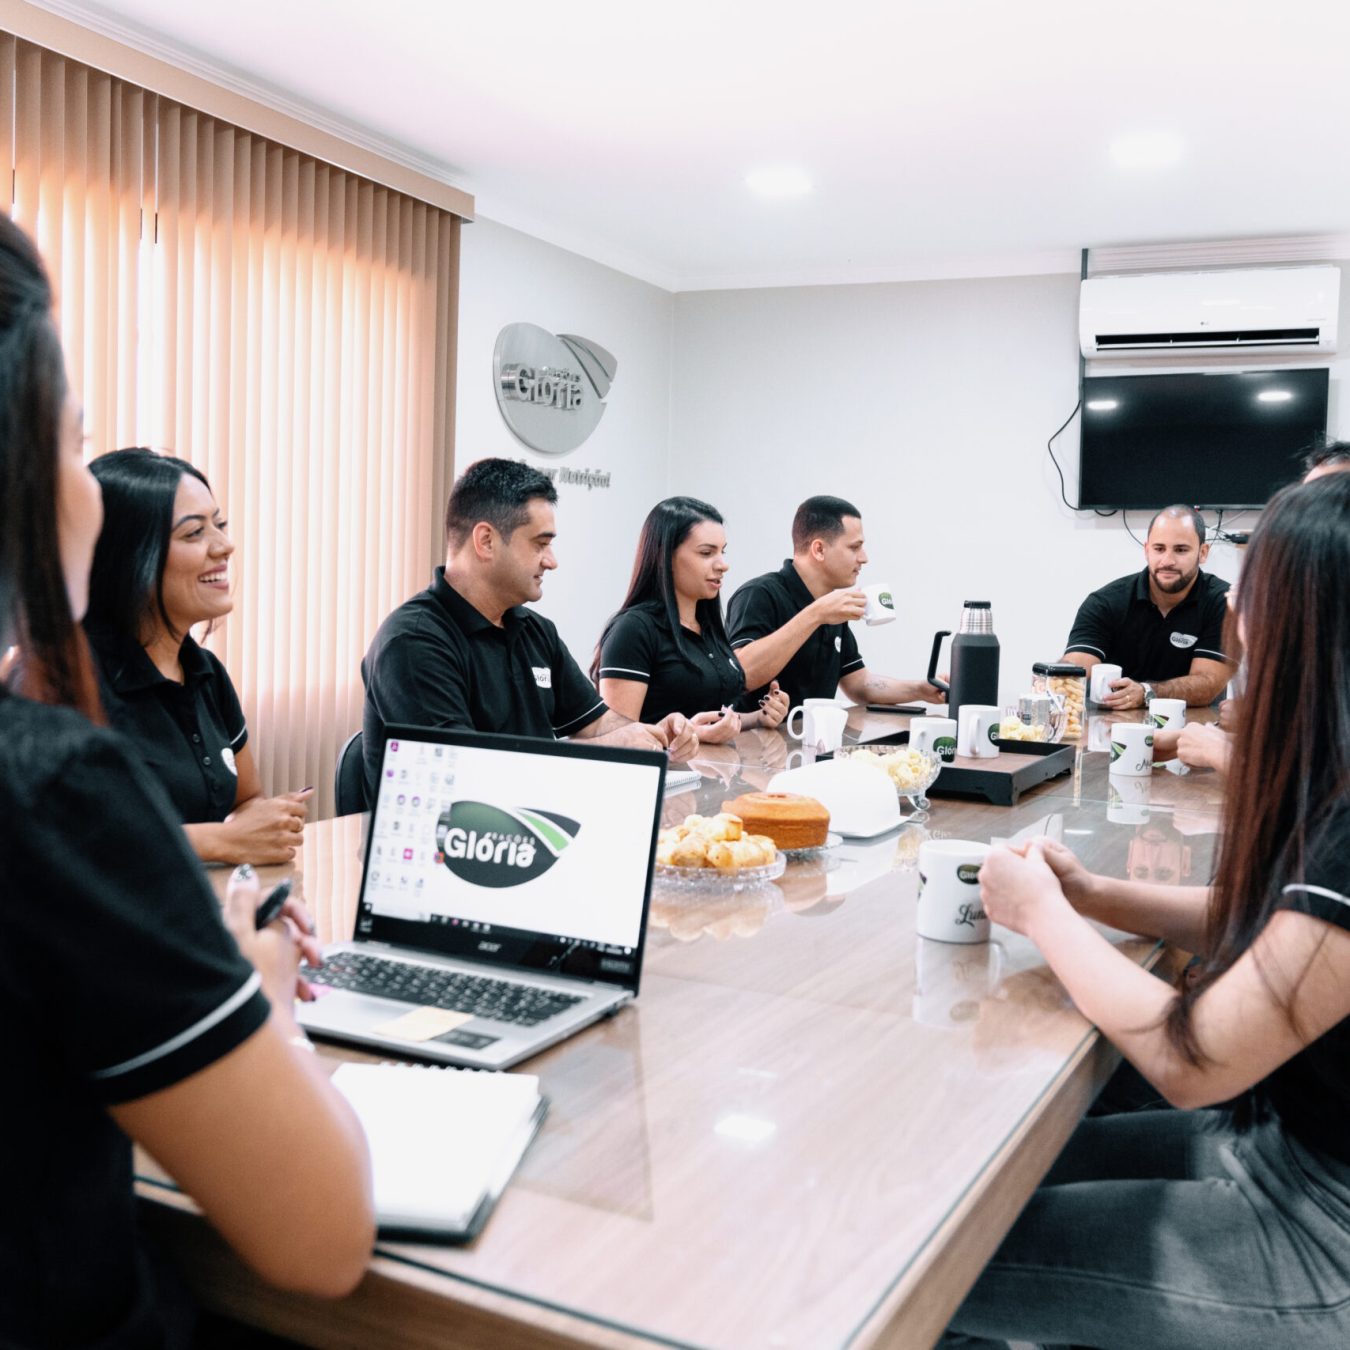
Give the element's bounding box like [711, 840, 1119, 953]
[944, 471, 1350, 1348]
[0, 215, 372, 1346]
[84, 448, 310, 863]
[593, 497, 788, 742]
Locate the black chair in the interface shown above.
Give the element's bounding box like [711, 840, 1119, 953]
[334, 730, 366, 816]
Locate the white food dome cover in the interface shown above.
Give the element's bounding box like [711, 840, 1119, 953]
[766, 759, 901, 838]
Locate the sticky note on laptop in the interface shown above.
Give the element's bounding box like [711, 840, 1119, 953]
[371, 1007, 473, 1042]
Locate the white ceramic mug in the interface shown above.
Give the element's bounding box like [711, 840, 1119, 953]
[787, 697, 837, 741]
[1148, 697, 1186, 731]
[1107, 774, 1152, 824]
[910, 716, 958, 764]
[912, 936, 1006, 1029]
[1090, 663, 1124, 705]
[957, 704, 1001, 758]
[860, 582, 897, 626]
[788, 700, 847, 753]
[1109, 722, 1154, 777]
[917, 839, 991, 943]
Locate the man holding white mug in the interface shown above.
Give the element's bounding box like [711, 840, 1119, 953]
[728, 495, 942, 713]
[1059, 505, 1233, 711]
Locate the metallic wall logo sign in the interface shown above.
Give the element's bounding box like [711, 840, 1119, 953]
[493, 322, 617, 455]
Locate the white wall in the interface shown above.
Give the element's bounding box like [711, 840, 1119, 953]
[456, 225, 1348, 709]
[670, 271, 1350, 707]
[454, 217, 675, 669]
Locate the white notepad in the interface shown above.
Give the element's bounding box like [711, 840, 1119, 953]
[331, 1062, 547, 1242]
[663, 768, 703, 794]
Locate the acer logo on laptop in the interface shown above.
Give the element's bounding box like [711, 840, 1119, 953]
[434, 801, 581, 888]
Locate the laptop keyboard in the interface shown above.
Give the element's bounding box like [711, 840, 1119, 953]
[303, 951, 584, 1027]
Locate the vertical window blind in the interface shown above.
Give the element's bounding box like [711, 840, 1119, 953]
[2, 33, 460, 817]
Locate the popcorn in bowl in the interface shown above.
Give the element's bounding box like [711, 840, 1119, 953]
[835, 745, 941, 797]
[996, 716, 1051, 743]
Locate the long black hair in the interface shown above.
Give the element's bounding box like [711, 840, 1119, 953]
[591, 496, 730, 684]
[84, 448, 214, 646]
[1166, 470, 1350, 1063]
[0, 214, 103, 719]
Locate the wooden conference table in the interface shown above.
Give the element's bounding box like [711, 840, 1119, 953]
[137, 707, 1223, 1350]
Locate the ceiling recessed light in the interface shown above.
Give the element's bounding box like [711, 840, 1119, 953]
[745, 167, 812, 199]
[1257, 390, 1294, 403]
[1109, 132, 1183, 171]
[1086, 398, 1120, 412]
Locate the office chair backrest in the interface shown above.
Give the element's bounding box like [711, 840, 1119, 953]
[334, 729, 366, 816]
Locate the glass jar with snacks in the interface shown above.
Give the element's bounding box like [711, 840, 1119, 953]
[1031, 662, 1086, 740]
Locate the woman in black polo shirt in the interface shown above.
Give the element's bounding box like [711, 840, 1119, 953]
[945, 472, 1350, 1349]
[0, 215, 372, 1348]
[593, 497, 789, 741]
[84, 448, 310, 863]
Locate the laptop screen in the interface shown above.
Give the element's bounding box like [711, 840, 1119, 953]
[357, 728, 667, 990]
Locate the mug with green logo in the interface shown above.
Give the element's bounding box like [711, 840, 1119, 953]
[1147, 697, 1186, 731]
[1109, 722, 1154, 778]
[861, 582, 897, 626]
[917, 839, 991, 943]
[910, 716, 958, 764]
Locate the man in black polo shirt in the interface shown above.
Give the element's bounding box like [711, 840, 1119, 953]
[1062, 504, 1232, 709]
[361, 459, 697, 805]
[727, 495, 941, 710]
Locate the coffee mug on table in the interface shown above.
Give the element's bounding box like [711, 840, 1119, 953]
[1090, 663, 1123, 704]
[787, 697, 837, 740]
[860, 582, 897, 626]
[1109, 722, 1154, 777]
[788, 699, 847, 753]
[1148, 697, 1186, 731]
[957, 704, 1001, 758]
[917, 839, 991, 943]
[910, 716, 958, 764]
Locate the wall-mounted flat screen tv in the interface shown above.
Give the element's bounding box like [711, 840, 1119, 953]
[1077, 368, 1329, 509]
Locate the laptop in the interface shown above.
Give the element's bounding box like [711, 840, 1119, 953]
[297, 726, 667, 1069]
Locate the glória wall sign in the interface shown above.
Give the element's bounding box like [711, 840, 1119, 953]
[493, 323, 618, 455]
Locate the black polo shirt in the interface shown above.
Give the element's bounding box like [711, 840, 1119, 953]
[361, 568, 608, 803]
[0, 686, 270, 1348]
[727, 559, 863, 708]
[87, 628, 248, 824]
[598, 599, 746, 722]
[1064, 568, 1231, 683]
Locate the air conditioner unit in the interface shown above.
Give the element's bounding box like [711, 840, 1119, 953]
[1079, 265, 1340, 358]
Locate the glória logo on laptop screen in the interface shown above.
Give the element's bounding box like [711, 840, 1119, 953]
[435, 802, 581, 888]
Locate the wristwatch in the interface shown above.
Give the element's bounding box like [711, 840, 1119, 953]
[1141, 682, 1156, 706]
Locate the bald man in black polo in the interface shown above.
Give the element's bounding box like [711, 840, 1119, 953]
[1062, 504, 1232, 710]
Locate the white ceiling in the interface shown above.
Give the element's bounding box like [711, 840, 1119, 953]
[37, 0, 1350, 291]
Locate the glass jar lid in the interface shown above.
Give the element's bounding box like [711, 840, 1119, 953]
[1032, 662, 1086, 678]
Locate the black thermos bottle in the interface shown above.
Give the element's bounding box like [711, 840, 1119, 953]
[926, 601, 1000, 724]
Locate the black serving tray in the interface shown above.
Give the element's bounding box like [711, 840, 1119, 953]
[844, 729, 1077, 807]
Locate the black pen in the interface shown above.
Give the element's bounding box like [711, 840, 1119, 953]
[254, 878, 293, 930]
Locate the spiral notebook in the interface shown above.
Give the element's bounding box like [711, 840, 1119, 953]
[331, 1062, 548, 1242]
